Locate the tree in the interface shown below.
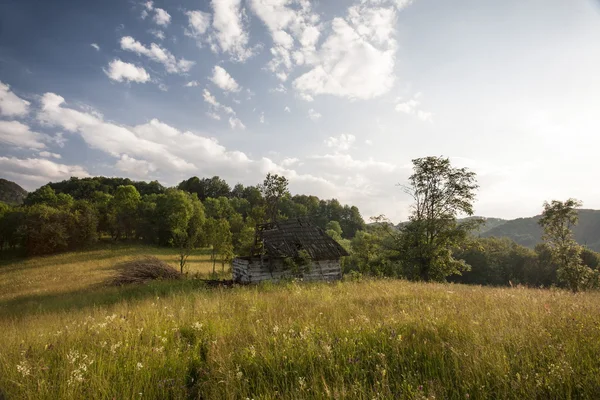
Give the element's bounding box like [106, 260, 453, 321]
[259, 173, 289, 222]
[173, 195, 205, 274]
[177, 176, 231, 201]
[109, 185, 141, 239]
[204, 218, 233, 274]
[326, 221, 343, 241]
[399, 156, 482, 281]
[24, 204, 71, 255]
[538, 199, 593, 291]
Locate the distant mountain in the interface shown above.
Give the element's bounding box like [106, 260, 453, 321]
[0, 178, 27, 205]
[480, 209, 600, 252]
[384, 212, 600, 252]
[461, 216, 508, 235]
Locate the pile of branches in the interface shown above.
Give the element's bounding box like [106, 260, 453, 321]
[109, 256, 182, 285]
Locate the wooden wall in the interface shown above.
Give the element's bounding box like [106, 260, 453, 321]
[232, 258, 342, 284]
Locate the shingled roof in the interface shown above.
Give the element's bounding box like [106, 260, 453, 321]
[252, 218, 349, 260]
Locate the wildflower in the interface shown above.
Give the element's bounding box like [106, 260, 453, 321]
[273, 325, 280, 334]
[248, 345, 256, 358]
[16, 360, 31, 377]
[110, 341, 122, 354]
[298, 376, 307, 390]
[67, 350, 80, 364]
[192, 322, 203, 331]
[136, 362, 144, 370]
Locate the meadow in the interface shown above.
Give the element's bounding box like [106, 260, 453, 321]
[1, 244, 600, 399]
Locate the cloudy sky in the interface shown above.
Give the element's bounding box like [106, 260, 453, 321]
[1, 0, 599, 222]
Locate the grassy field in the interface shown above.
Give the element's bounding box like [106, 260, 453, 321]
[1, 244, 600, 399]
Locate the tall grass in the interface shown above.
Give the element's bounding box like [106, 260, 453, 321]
[1, 246, 600, 399]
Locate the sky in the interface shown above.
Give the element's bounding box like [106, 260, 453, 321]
[0, 0, 599, 223]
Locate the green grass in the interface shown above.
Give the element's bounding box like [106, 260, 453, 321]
[1, 245, 600, 399]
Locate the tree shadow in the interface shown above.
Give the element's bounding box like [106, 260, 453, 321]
[0, 278, 210, 320]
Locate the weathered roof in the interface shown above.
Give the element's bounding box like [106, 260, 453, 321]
[252, 218, 349, 260]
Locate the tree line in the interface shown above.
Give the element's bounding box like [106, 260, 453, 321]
[0, 175, 365, 272]
[1, 157, 599, 291]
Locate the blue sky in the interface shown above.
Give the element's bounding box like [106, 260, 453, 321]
[1, 0, 599, 222]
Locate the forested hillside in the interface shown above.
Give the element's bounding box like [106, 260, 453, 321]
[481, 209, 600, 251]
[0, 178, 27, 205]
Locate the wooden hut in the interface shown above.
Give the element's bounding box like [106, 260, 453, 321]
[232, 218, 349, 283]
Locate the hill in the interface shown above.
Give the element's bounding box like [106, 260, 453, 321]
[481, 209, 600, 251]
[0, 178, 27, 205]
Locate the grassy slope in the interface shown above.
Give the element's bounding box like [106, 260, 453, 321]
[1, 246, 600, 399]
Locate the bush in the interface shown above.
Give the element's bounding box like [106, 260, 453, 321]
[109, 256, 182, 285]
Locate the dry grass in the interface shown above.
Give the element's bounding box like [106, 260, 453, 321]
[109, 256, 182, 285]
[1, 245, 600, 399]
[0, 242, 215, 304]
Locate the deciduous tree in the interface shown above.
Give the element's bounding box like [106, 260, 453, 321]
[400, 156, 482, 281]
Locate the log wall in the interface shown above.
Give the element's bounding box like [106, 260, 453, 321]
[232, 257, 342, 284]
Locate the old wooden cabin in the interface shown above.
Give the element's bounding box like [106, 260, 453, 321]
[232, 218, 349, 283]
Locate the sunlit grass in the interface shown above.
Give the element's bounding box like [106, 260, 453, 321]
[0, 242, 217, 303]
[1, 245, 600, 399]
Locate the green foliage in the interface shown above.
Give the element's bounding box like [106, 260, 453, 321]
[453, 237, 537, 286]
[24, 204, 71, 255]
[204, 218, 234, 273]
[177, 176, 231, 201]
[539, 199, 594, 292]
[109, 185, 141, 240]
[282, 249, 312, 276]
[398, 156, 481, 281]
[260, 173, 290, 222]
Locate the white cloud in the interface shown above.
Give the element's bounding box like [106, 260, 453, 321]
[0, 120, 47, 149]
[104, 59, 150, 83]
[149, 29, 165, 40]
[185, 80, 199, 87]
[284, 106, 291, 112]
[90, 43, 100, 51]
[120, 36, 194, 74]
[142, 1, 171, 26]
[281, 157, 299, 167]
[116, 154, 156, 177]
[250, 0, 321, 81]
[0, 81, 30, 117]
[153, 8, 171, 26]
[365, 139, 373, 145]
[270, 83, 287, 93]
[210, 0, 254, 62]
[293, 5, 397, 100]
[325, 133, 356, 152]
[202, 89, 245, 129]
[158, 83, 168, 92]
[185, 10, 211, 37]
[210, 65, 240, 92]
[298, 92, 313, 102]
[259, 112, 265, 124]
[229, 116, 246, 130]
[308, 108, 321, 121]
[39, 151, 62, 159]
[251, 0, 400, 100]
[206, 112, 221, 120]
[395, 92, 433, 122]
[0, 156, 89, 189]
